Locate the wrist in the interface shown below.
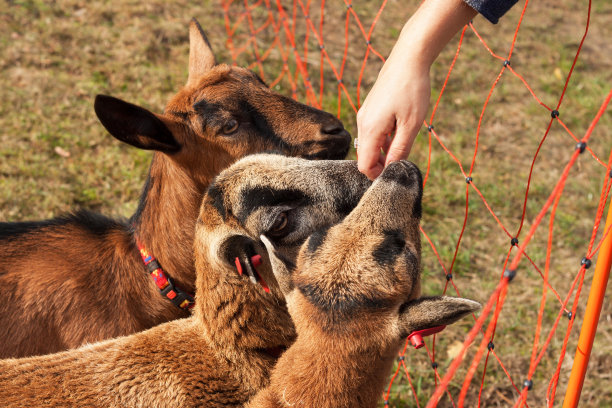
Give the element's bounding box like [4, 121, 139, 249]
[395, 21, 439, 68]
[390, 0, 477, 68]
[383, 33, 432, 79]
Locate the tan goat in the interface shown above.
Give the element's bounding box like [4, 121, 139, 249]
[0, 19, 351, 358]
[248, 160, 480, 408]
[0, 155, 371, 407]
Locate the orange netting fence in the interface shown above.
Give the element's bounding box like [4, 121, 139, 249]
[221, 0, 612, 406]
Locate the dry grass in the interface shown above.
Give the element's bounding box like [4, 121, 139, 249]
[1, 0, 612, 406]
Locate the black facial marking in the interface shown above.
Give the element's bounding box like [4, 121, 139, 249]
[193, 98, 214, 114]
[206, 182, 226, 220]
[307, 226, 330, 254]
[193, 99, 225, 132]
[239, 100, 292, 151]
[237, 187, 310, 224]
[372, 229, 406, 267]
[166, 110, 190, 121]
[318, 170, 369, 216]
[298, 283, 392, 318]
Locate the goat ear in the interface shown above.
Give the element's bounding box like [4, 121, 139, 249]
[260, 235, 295, 295]
[398, 296, 480, 338]
[94, 95, 181, 153]
[187, 18, 217, 87]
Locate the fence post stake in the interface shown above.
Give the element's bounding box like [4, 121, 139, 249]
[562, 196, 612, 408]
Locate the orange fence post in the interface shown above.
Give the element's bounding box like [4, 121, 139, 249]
[562, 197, 612, 408]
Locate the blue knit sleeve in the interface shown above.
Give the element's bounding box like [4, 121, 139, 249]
[463, 0, 519, 24]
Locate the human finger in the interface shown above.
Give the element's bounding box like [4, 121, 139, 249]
[381, 133, 393, 156]
[356, 129, 387, 180]
[384, 122, 420, 165]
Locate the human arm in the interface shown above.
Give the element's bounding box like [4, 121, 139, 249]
[355, 0, 477, 179]
[356, 0, 519, 179]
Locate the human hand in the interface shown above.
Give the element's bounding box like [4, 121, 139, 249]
[356, 58, 430, 180]
[355, 0, 477, 180]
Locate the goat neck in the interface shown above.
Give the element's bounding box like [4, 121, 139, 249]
[131, 154, 207, 293]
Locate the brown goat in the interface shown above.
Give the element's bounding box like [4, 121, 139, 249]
[0, 19, 351, 358]
[0, 155, 371, 407]
[248, 160, 480, 408]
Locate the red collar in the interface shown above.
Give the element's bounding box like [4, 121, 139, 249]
[136, 240, 195, 310]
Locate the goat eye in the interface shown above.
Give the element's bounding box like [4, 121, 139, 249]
[269, 212, 288, 235]
[222, 119, 239, 135]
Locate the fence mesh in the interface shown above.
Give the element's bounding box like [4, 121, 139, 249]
[221, 0, 612, 406]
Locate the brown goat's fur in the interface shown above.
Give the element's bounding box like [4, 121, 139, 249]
[0, 20, 351, 358]
[0, 155, 372, 407]
[248, 161, 480, 408]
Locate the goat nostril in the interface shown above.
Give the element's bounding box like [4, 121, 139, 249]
[321, 122, 345, 135]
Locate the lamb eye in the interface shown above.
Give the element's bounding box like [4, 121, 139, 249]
[269, 212, 288, 234]
[222, 119, 239, 135]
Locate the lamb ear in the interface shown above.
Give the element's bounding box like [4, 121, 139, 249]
[187, 18, 217, 87]
[94, 95, 181, 153]
[398, 296, 481, 338]
[260, 235, 295, 295]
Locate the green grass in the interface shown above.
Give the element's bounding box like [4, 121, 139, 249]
[1, 0, 612, 406]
